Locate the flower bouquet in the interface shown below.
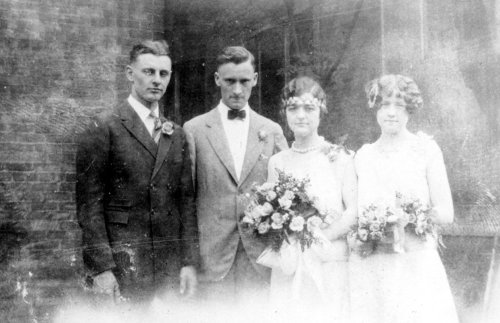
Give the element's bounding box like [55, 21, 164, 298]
[241, 169, 333, 252]
[356, 204, 396, 242]
[348, 204, 399, 256]
[396, 192, 438, 241]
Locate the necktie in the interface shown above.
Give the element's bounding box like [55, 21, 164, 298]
[150, 113, 162, 144]
[228, 109, 246, 120]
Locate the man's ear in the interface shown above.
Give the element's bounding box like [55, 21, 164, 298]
[126, 65, 134, 82]
[214, 72, 221, 86]
[252, 72, 258, 87]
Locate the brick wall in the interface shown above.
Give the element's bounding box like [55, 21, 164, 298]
[0, 1, 168, 321]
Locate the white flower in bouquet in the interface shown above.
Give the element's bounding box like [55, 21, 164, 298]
[241, 212, 254, 224]
[323, 212, 336, 225]
[417, 210, 427, 222]
[370, 230, 383, 240]
[283, 190, 295, 200]
[266, 190, 277, 202]
[278, 196, 293, 210]
[306, 216, 323, 232]
[290, 216, 305, 232]
[258, 221, 271, 234]
[358, 215, 370, 227]
[271, 212, 285, 229]
[250, 205, 265, 220]
[258, 182, 275, 193]
[358, 228, 369, 241]
[386, 213, 399, 223]
[369, 222, 381, 232]
[261, 202, 274, 215]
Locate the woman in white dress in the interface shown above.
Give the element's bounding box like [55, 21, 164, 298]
[261, 76, 357, 321]
[350, 74, 459, 323]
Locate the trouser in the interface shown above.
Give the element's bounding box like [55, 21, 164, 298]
[197, 240, 270, 307]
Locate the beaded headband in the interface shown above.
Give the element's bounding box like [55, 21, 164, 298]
[285, 97, 326, 110]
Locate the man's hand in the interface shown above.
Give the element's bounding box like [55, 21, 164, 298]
[92, 270, 121, 302]
[179, 266, 197, 298]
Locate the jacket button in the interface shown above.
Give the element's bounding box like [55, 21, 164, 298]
[151, 209, 155, 215]
[149, 183, 155, 190]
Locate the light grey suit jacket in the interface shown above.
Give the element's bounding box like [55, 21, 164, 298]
[184, 107, 288, 282]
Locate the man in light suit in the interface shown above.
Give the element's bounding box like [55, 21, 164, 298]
[76, 40, 198, 302]
[183, 46, 288, 304]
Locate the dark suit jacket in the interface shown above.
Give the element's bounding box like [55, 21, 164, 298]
[76, 101, 198, 298]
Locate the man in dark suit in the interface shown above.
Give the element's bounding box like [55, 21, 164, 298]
[76, 40, 198, 302]
[184, 46, 287, 304]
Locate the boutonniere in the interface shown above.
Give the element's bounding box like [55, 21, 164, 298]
[259, 153, 269, 161]
[258, 130, 268, 142]
[161, 121, 174, 136]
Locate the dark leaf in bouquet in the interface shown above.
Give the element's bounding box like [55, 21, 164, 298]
[294, 205, 318, 220]
[295, 191, 313, 204]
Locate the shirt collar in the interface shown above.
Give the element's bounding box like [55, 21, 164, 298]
[127, 95, 159, 122]
[217, 100, 250, 119]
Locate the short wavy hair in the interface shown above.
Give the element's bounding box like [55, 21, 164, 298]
[281, 76, 327, 116]
[365, 74, 423, 113]
[215, 46, 256, 70]
[129, 40, 170, 63]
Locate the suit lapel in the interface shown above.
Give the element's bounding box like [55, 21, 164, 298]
[151, 119, 173, 180]
[119, 102, 157, 158]
[205, 108, 238, 184]
[239, 110, 265, 186]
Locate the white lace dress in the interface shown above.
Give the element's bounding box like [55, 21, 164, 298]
[261, 145, 353, 321]
[350, 134, 459, 323]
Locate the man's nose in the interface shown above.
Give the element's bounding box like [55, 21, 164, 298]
[152, 72, 161, 84]
[233, 82, 242, 94]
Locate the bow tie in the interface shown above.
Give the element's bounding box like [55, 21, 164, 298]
[228, 109, 246, 120]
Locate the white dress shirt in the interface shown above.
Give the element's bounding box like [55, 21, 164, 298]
[127, 95, 159, 136]
[217, 101, 250, 181]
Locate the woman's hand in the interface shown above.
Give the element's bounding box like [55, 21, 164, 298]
[319, 209, 357, 241]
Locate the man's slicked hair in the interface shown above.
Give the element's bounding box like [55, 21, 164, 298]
[215, 46, 255, 70]
[129, 40, 170, 63]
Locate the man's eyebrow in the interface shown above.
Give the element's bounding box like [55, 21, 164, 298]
[223, 77, 251, 81]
